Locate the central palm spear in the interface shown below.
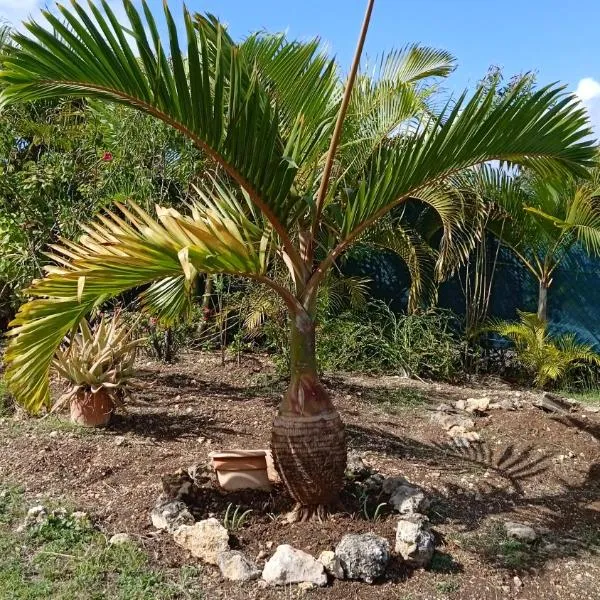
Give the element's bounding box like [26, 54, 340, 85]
[0, 0, 595, 519]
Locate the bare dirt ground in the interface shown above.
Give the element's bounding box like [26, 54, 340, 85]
[1, 350, 599, 599]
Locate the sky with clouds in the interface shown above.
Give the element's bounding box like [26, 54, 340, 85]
[1, 0, 599, 133]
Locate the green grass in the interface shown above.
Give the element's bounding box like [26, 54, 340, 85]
[463, 521, 537, 570]
[0, 485, 204, 599]
[362, 386, 428, 414]
[0, 377, 13, 417]
[435, 580, 461, 594]
[561, 388, 600, 406]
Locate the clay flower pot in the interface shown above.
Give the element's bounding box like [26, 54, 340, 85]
[209, 449, 272, 491]
[70, 389, 114, 427]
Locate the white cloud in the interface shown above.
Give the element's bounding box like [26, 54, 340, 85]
[575, 77, 600, 134]
[0, 0, 42, 30]
[576, 78, 600, 102]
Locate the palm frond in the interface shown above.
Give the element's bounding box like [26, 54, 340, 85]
[365, 223, 437, 312]
[3, 199, 275, 412]
[335, 79, 595, 241]
[487, 311, 600, 387]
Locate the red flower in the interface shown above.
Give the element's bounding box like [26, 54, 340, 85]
[149, 317, 158, 326]
[101, 151, 113, 162]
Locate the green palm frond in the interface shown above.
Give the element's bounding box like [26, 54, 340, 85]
[240, 33, 339, 169]
[377, 45, 456, 84]
[338, 45, 455, 178]
[334, 79, 594, 241]
[488, 311, 600, 387]
[4, 199, 275, 412]
[365, 223, 437, 312]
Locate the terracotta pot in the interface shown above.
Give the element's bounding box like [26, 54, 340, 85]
[70, 389, 114, 427]
[209, 449, 271, 491]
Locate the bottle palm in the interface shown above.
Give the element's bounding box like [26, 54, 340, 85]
[0, 1, 595, 516]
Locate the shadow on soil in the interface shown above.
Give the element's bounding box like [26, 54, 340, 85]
[347, 418, 600, 572]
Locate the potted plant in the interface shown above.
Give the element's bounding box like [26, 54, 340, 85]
[52, 314, 145, 427]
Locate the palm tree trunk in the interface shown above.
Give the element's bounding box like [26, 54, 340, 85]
[537, 280, 549, 321]
[271, 312, 346, 521]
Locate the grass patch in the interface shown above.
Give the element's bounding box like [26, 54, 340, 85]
[562, 388, 600, 406]
[464, 521, 538, 570]
[0, 485, 204, 599]
[435, 579, 461, 594]
[0, 377, 14, 417]
[362, 386, 428, 414]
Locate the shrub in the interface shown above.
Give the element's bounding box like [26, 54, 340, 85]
[266, 302, 464, 380]
[488, 311, 600, 388]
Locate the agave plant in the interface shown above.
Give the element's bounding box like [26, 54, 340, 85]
[0, 0, 595, 518]
[53, 314, 145, 425]
[489, 311, 600, 388]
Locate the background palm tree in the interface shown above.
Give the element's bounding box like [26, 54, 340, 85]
[0, 0, 595, 518]
[484, 163, 600, 320]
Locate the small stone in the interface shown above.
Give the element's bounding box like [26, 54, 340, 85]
[27, 505, 47, 519]
[513, 575, 523, 588]
[335, 533, 390, 584]
[504, 521, 537, 542]
[395, 514, 435, 568]
[298, 582, 316, 591]
[265, 541, 274, 550]
[465, 397, 490, 414]
[262, 545, 327, 587]
[218, 550, 261, 581]
[151, 500, 194, 533]
[109, 533, 133, 545]
[388, 484, 430, 515]
[114, 436, 126, 447]
[455, 399, 466, 410]
[256, 550, 269, 561]
[318, 550, 344, 579]
[345, 451, 373, 481]
[49, 430, 59, 438]
[173, 518, 230, 565]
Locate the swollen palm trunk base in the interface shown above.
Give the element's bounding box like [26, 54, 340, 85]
[271, 410, 346, 517]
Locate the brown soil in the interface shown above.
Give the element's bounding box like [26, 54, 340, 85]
[1, 350, 599, 599]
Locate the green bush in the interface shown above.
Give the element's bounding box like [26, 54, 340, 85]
[265, 302, 464, 380]
[317, 303, 464, 379]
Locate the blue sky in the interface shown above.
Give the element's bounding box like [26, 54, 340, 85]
[2, 0, 599, 128]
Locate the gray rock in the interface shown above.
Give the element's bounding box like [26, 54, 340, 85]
[335, 533, 390, 584]
[151, 500, 194, 533]
[345, 451, 372, 481]
[318, 550, 344, 579]
[262, 545, 327, 587]
[432, 412, 475, 432]
[27, 505, 47, 520]
[490, 399, 516, 411]
[465, 397, 491, 414]
[395, 514, 435, 567]
[218, 550, 261, 581]
[363, 473, 385, 493]
[388, 484, 430, 515]
[109, 533, 133, 545]
[381, 476, 409, 496]
[173, 518, 230, 565]
[504, 521, 537, 543]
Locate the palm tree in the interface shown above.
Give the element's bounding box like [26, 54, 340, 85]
[484, 164, 600, 321]
[489, 311, 600, 388]
[0, 0, 595, 519]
